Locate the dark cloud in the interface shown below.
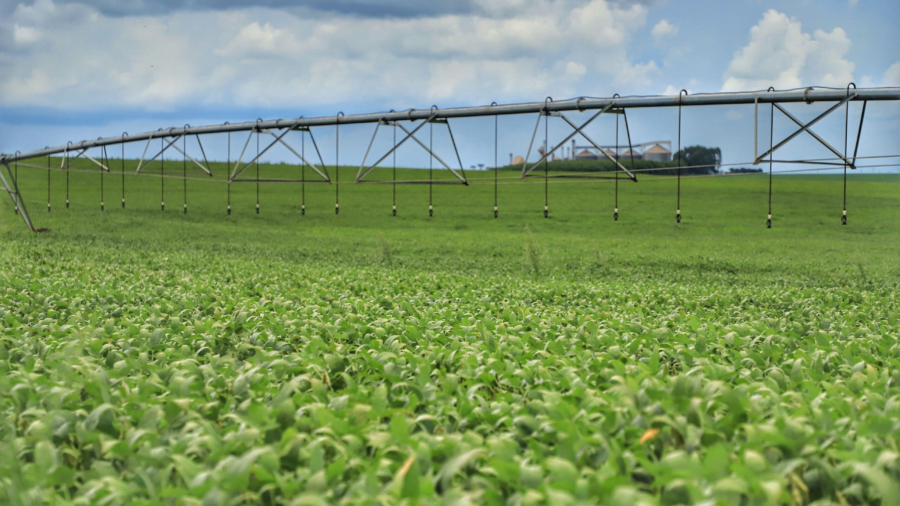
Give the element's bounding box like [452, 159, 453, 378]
[45, 0, 477, 18]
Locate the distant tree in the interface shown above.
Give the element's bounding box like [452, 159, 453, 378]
[673, 146, 721, 175]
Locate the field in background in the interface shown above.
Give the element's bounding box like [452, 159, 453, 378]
[1, 158, 899, 505]
[3, 157, 899, 284]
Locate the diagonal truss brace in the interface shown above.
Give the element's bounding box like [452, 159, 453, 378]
[59, 147, 110, 172]
[74, 149, 110, 172]
[1, 163, 34, 231]
[395, 120, 467, 183]
[521, 104, 614, 177]
[557, 112, 637, 181]
[263, 129, 331, 182]
[356, 116, 467, 184]
[136, 135, 183, 174]
[754, 93, 857, 167]
[169, 141, 212, 176]
[231, 131, 254, 180]
[231, 119, 306, 182]
[356, 116, 433, 182]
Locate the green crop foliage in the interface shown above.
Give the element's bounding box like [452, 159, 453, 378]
[0, 159, 899, 505]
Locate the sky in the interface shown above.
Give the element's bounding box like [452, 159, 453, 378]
[1, 0, 899, 173]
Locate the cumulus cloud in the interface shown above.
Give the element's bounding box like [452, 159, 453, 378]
[0, 0, 660, 111]
[13, 24, 40, 44]
[885, 62, 900, 86]
[651, 19, 677, 41]
[721, 9, 855, 92]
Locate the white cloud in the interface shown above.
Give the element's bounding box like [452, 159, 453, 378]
[721, 9, 855, 92]
[13, 24, 40, 44]
[0, 0, 660, 111]
[848, 0, 860, 7]
[651, 19, 677, 41]
[885, 62, 900, 86]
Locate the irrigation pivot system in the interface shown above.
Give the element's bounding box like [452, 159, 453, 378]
[2, 85, 898, 231]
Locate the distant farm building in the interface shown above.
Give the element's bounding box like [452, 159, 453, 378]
[512, 140, 670, 164]
[643, 143, 672, 162]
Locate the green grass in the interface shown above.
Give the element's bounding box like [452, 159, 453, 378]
[1, 158, 899, 505]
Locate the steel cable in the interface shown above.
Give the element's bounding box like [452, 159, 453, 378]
[256, 128, 260, 214]
[336, 113, 343, 215]
[65, 145, 69, 208]
[429, 123, 433, 214]
[227, 130, 231, 215]
[393, 122, 397, 216]
[767, 88, 775, 228]
[47, 152, 51, 212]
[676, 90, 686, 223]
[121, 137, 126, 208]
[183, 133, 187, 214]
[13, 156, 18, 215]
[842, 84, 852, 225]
[494, 109, 498, 218]
[100, 144, 106, 211]
[614, 105, 619, 221]
[302, 129, 306, 216]
[160, 138, 165, 211]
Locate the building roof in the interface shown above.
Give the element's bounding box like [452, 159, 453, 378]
[512, 156, 525, 165]
[599, 148, 616, 158]
[645, 144, 671, 154]
[576, 149, 595, 157]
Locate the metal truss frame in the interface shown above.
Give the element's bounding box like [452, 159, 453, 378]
[519, 104, 637, 181]
[230, 125, 331, 183]
[754, 93, 862, 168]
[356, 115, 468, 184]
[1, 162, 33, 231]
[136, 132, 212, 176]
[2, 86, 898, 231]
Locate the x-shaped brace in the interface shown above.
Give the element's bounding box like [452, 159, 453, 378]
[262, 128, 331, 182]
[556, 113, 637, 181]
[520, 104, 635, 181]
[755, 93, 858, 168]
[356, 115, 467, 184]
[231, 120, 306, 181]
[136, 134, 183, 174]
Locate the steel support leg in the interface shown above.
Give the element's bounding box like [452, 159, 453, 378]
[1, 163, 34, 231]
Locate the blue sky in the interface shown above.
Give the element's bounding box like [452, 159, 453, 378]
[1, 0, 898, 172]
